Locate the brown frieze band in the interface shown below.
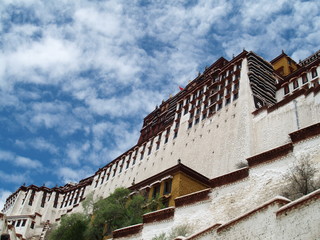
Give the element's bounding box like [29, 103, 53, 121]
[210, 167, 249, 188]
[112, 224, 143, 238]
[247, 143, 293, 167]
[289, 122, 320, 143]
[143, 207, 175, 223]
[175, 188, 211, 208]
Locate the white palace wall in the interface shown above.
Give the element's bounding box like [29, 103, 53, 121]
[117, 132, 320, 239]
[93, 58, 256, 201]
[252, 64, 320, 155]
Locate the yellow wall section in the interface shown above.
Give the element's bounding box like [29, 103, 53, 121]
[177, 172, 208, 197]
[147, 172, 208, 207]
[272, 56, 298, 76]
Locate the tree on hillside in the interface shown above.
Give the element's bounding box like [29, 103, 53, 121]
[81, 191, 95, 215]
[48, 213, 89, 240]
[85, 187, 147, 240]
[282, 159, 320, 200]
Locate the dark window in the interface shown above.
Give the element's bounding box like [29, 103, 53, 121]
[233, 93, 239, 101]
[99, 173, 103, 185]
[30, 221, 35, 229]
[209, 105, 215, 114]
[188, 121, 192, 129]
[152, 185, 160, 199]
[41, 192, 47, 208]
[74, 190, 80, 204]
[113, 165, 117, 177]
[173, 131, 178, 139]
[22, 192, 28, 205]
[16, 220, 21, 227]
[312, 68, 318, 78]
[162, 198, 169, 208]
[95, 174, 100, 187]
[53, 193, 59, 208]
[184, 107, 188, 115]
[225, 98, 231, 105]
[293, 79, 299, 89]
[302, 75, 308, 84]
[119, 160, 124, 173]
[64, 193, 70, 207]
[217, 103, 223, 111]
[148, 147, 152, 155]
[202, 112, 207, 120]
[163, 180, 172, 195]
[234, 82, 239, 90]
[210, 96, 217, 104]
[80, 187, 86, 200]
[195, 118, 200, 125]
[28, 190, 35, 206]
[284, 85, 290, 95]
[164, 137, 168, 144]
[60, 194, 66, 208]
[21, 219, 26, 227]
[69, 198, 73, 206]
[133, 150, 138, 165]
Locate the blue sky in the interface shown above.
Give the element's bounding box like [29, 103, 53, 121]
[0, 0, 319, 209]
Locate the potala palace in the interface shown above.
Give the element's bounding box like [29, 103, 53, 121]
[1, 49, 320, 240]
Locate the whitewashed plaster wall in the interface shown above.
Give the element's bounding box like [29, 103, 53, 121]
[93, 58, 320, 204]
[252, 85, 320, 155]
[276, 195, 320, 240]
[213, 200, 284, 240]
[93, 58, 255, 202]
[123, 134, 320, 240]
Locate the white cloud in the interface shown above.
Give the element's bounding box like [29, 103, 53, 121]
[15, 101, 83, 136]
[16, 156, 42, 169]
[66, 142, 90, 165]
[33, 138, 59, 154]
[0, 149, 43, 169]
[0, 189, 12, 212]
[57, 166, 92, 184]
[0, 170, 28, 185]
[0, 150, 15, 160]
[86, 88, 163, 117]
[5, 37, 81, 84]
[92, 122, 109, 138]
